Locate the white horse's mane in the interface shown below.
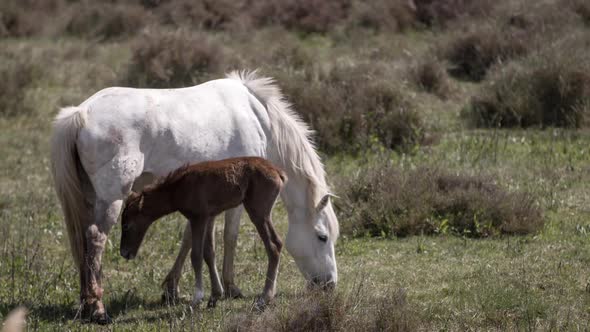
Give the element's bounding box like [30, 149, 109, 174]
[227, 71, 334, 223]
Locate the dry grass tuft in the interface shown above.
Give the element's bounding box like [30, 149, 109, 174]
[125, 30, 225, 88]
[225, 287, 416, 332]
[337, 161, 543, 238]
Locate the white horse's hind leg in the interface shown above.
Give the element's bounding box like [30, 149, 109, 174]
[223, 205, 244, 298]
[84, 199, 123, 324]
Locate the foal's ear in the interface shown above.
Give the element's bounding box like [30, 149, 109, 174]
[138, 194, 145, 210]
[316, 194, 330, 213]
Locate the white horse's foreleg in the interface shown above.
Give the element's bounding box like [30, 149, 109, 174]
[84, 199, 123, 324]
[162, 222, 192, 304]
[222, 205, 244, 298]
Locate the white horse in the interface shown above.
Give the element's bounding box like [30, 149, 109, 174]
[50, 71, 339, 323]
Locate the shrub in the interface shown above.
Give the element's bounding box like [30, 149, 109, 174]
[349, 0, 416, 32]
[65, 2, 147, 40]
[125, 30, 225, 88]
[252, 0, 352, 34]
[573, 1, 590, 25]
[414, 0, 493, 27]
[410, 59, 451, 98]
[225, 287, 416, 332]
[0, 55, 40, 117]
[154, 0, 242, 30]
[0, 1, 47, 37]
[337, 162, 543, 238]
[275, 64, 423, 153]
[465, 55, 590, 128]
[444, 27, 528, 81]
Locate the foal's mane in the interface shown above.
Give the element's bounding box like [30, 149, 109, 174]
[144, 164, 192, 194]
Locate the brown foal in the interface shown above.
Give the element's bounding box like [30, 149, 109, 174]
[119, 157, 286, 308]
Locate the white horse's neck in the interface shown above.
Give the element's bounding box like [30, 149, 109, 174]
[280, 172, 317, 215]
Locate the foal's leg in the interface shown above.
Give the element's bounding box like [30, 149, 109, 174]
[162, 222, 191, 304]
[203, 221, 223, 307]
[244, 199, 283, 307]
[222, 205, 245, 298]
[189, 217, 209, 306]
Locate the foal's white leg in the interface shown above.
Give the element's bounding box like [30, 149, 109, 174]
[223, 205, 244, 298]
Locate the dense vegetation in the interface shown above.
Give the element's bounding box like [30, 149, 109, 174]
[1, 0, 589, 330]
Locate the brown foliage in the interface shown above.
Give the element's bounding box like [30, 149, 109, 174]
[225, 288, 416, 332]
[125, 30, 225, 88]
[337, 162, 543, 237]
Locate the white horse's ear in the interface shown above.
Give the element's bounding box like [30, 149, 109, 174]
[316, 194, 330, 213]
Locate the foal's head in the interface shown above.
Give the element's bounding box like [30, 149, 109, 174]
[120, 192, 152, 260]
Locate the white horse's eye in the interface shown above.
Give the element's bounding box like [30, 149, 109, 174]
[317, 234, 328, 243]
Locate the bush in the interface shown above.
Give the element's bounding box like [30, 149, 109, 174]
[154, 0, 242, 30]
[466, 55, 590, 128]
[337, 162, 543, 238]
[349, 0, 416, 32]
[275, 64, 423, 153]
[414, 0, 493, 27]
[573, 1, 590, 25]
[225, 287, 416, 332]
[0, 55, 40, 117]
[0, 1, 49, 37]
[125, 30, 225, 88]
[410, 59, 451, 98]
[252, 0, 352, 34]
[444, 27, 528, 81]
[65, 2, 147, 40]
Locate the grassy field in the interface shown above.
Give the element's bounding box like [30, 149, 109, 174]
[1, 0, 590, 330]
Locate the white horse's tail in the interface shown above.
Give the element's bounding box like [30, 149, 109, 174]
[50, 106, 89, 272]
[1, 307, 27, 332]
[227, 70, 328, 197]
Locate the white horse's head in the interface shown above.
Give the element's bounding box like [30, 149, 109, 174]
[285, 194, 338, 288]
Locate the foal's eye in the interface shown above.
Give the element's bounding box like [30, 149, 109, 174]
[317, 234, 328, 243]
[122, 224, 130, 231]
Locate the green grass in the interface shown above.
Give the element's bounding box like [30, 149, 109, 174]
[2, 1, 590, 328]
[1, 116, 590, 330]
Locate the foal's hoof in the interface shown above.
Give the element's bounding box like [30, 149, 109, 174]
[207, 297, 218, 308]
[253, 296, 268, 312]
[161, 290, 180, 305]
[224, 284, 244, 299]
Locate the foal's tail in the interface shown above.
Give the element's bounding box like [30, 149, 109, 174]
[50, 106, 89, 273]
